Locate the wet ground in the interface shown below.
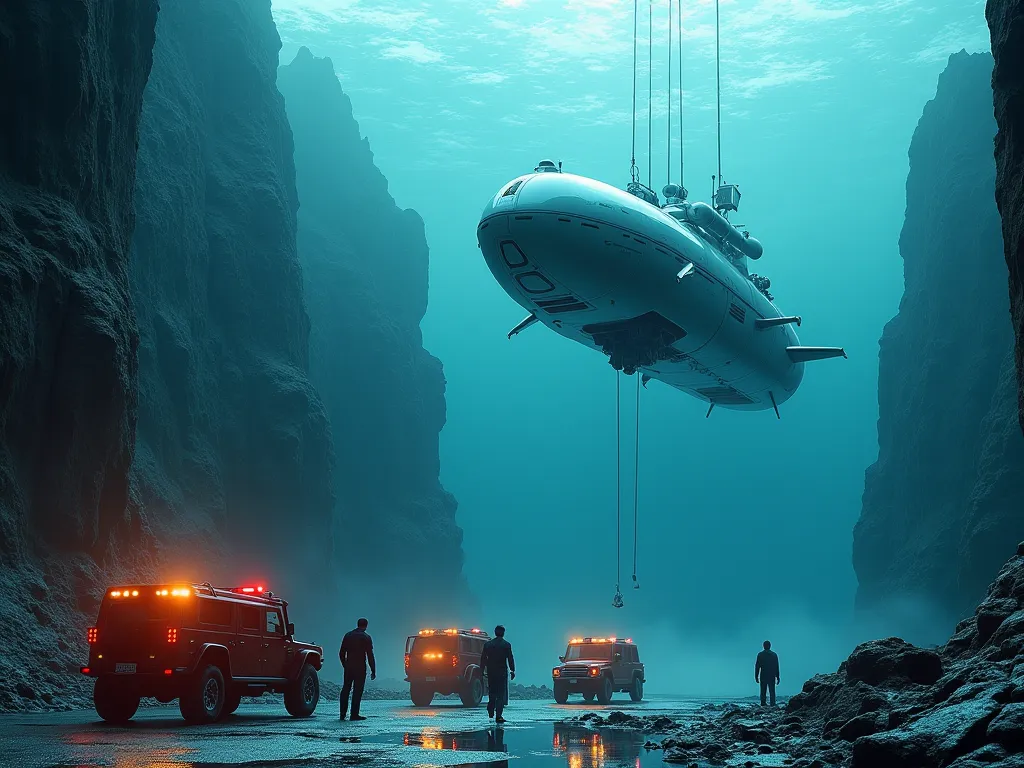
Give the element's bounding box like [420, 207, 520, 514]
[0, 696, 717, 768]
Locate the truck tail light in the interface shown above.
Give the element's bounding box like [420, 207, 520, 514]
[452, 654, 459, 668]
[589, 667, 600, 677]
[87, 627, 98, 644]
[553, 668, 561, 677]
[167, 628, 178, 644]
[404, 653, 410, 670]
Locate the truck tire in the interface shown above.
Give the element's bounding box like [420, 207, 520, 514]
[596, 675, 613, 705]
[629, 676, 644, 702]
[93, 677, 140, 724]
[410, 684, 434, 707]
[460, 674, 484, 707]
[179, 664, 227, 724]
[284, 664, 319, 717]
[553, 684, 569, 704]
[224, 687, 243, 716]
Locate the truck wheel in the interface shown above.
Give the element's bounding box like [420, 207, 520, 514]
[284, 665, 319, 717]
[179, 664, 227, 724]
[629, 676, 644, 702]
[410, 684, 434, 707]
[596, 675, 613, 705]
[460, 674, 484, 707]
[224, 687, 243, 716]
[553, 684, 569, 704]
[583, 692, 596, 704]
[93, 677, 140, 724]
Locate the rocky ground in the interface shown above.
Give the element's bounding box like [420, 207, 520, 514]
[566, 545, 1024, 768]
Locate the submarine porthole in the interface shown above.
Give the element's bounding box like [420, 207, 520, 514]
[515, 271, 556, 294]
[500, 240, 528, 268]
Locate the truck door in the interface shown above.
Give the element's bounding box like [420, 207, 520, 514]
[612, 643, 627, 686]
[234, 605, 263, 677]
[262, 607, 289, 678]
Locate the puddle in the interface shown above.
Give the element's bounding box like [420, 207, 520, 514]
[369, 722, 666, 767]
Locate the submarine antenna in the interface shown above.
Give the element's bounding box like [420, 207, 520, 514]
[629, 0, 639, 184]
[678, 0, 684, 188]
[667, 0, 672, 189]
[715, 0, 722, 185]
[648, 0, 653, 190]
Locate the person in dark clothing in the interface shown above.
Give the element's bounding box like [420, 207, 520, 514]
[339, 618, 376, 720]
[480, 625, 516, 723]
[755, 640, 780, 706]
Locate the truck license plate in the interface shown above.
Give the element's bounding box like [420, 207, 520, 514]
[115, 663, 136, 674]
[425, 676, 436, 682]
[570, 680, 577, 685]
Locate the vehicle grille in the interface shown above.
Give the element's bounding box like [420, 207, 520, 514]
[535, 295, 590, 314]
[696, 385, 754, 405]
[560, 666, 591, 679]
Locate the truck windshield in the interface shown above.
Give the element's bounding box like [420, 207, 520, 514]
[409, 636, 455, 655]
[100, 597, 175, 630]
[565, 643, 613, 661]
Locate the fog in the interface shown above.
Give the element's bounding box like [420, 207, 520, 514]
[269, 0, 988, 691]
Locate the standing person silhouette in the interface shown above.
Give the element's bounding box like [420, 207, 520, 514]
[480, 625, 516, 724]
[755, 640, 780, 706]
[339, 618, 376, 720]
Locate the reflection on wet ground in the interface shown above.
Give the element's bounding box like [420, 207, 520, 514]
[0, 697, 711, 767]
[373, 721, 660, 767]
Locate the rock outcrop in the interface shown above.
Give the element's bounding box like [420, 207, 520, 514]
[854, 51, 1024, 626]
[278, 48, 469, 618]
[607, 544, 1024, 767]
[128, 1, 335, 589]
[0, 0, 159, 709]
[987, 0, 1024, 436]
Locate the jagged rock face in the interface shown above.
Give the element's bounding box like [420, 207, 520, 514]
[278, 48, 469, 616]
[0, 0, 158, 709]
[988, 0, 1024, 436]
[854, 51, 1024, 626]
[634, 544, 1024, 768]
[129, 4, 334, 585]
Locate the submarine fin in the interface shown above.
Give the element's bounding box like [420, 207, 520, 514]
[641, 374, 651, 389]
[508, 313, 538, 340]
[786, 346, 848, 363]
[706, 402, 715, 419]
[755, 316, 802, 330]
[769, 391, 781, 420]
[676, 262, 695, 281]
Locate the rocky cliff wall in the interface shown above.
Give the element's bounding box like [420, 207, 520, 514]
[278, 48, 470, 621]
[854, 51, 1024, 629]
[129, 2, 334, 591]
[988, 0, 1024, 436]
[0, 0, 158, 709]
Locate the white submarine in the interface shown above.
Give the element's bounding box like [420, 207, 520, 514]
[477, 160, 846, 415]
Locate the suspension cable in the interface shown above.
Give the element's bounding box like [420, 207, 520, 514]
[678, 0, 684, 187]
[632, 374, 640, 588]
[615, 370, 621, 595]
[647, 0, 652, 189]
[629, 0, 639, 184]
[667, 0, 672, 186]
[715, 0, 722, 183]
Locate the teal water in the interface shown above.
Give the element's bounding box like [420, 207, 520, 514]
[268, 0, 993, 694]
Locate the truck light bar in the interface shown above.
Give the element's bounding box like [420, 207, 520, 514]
[417, 628, 491, 637]
[569, 636, 634, 644]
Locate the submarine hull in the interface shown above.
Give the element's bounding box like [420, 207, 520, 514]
[477, 171, 804, 412]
